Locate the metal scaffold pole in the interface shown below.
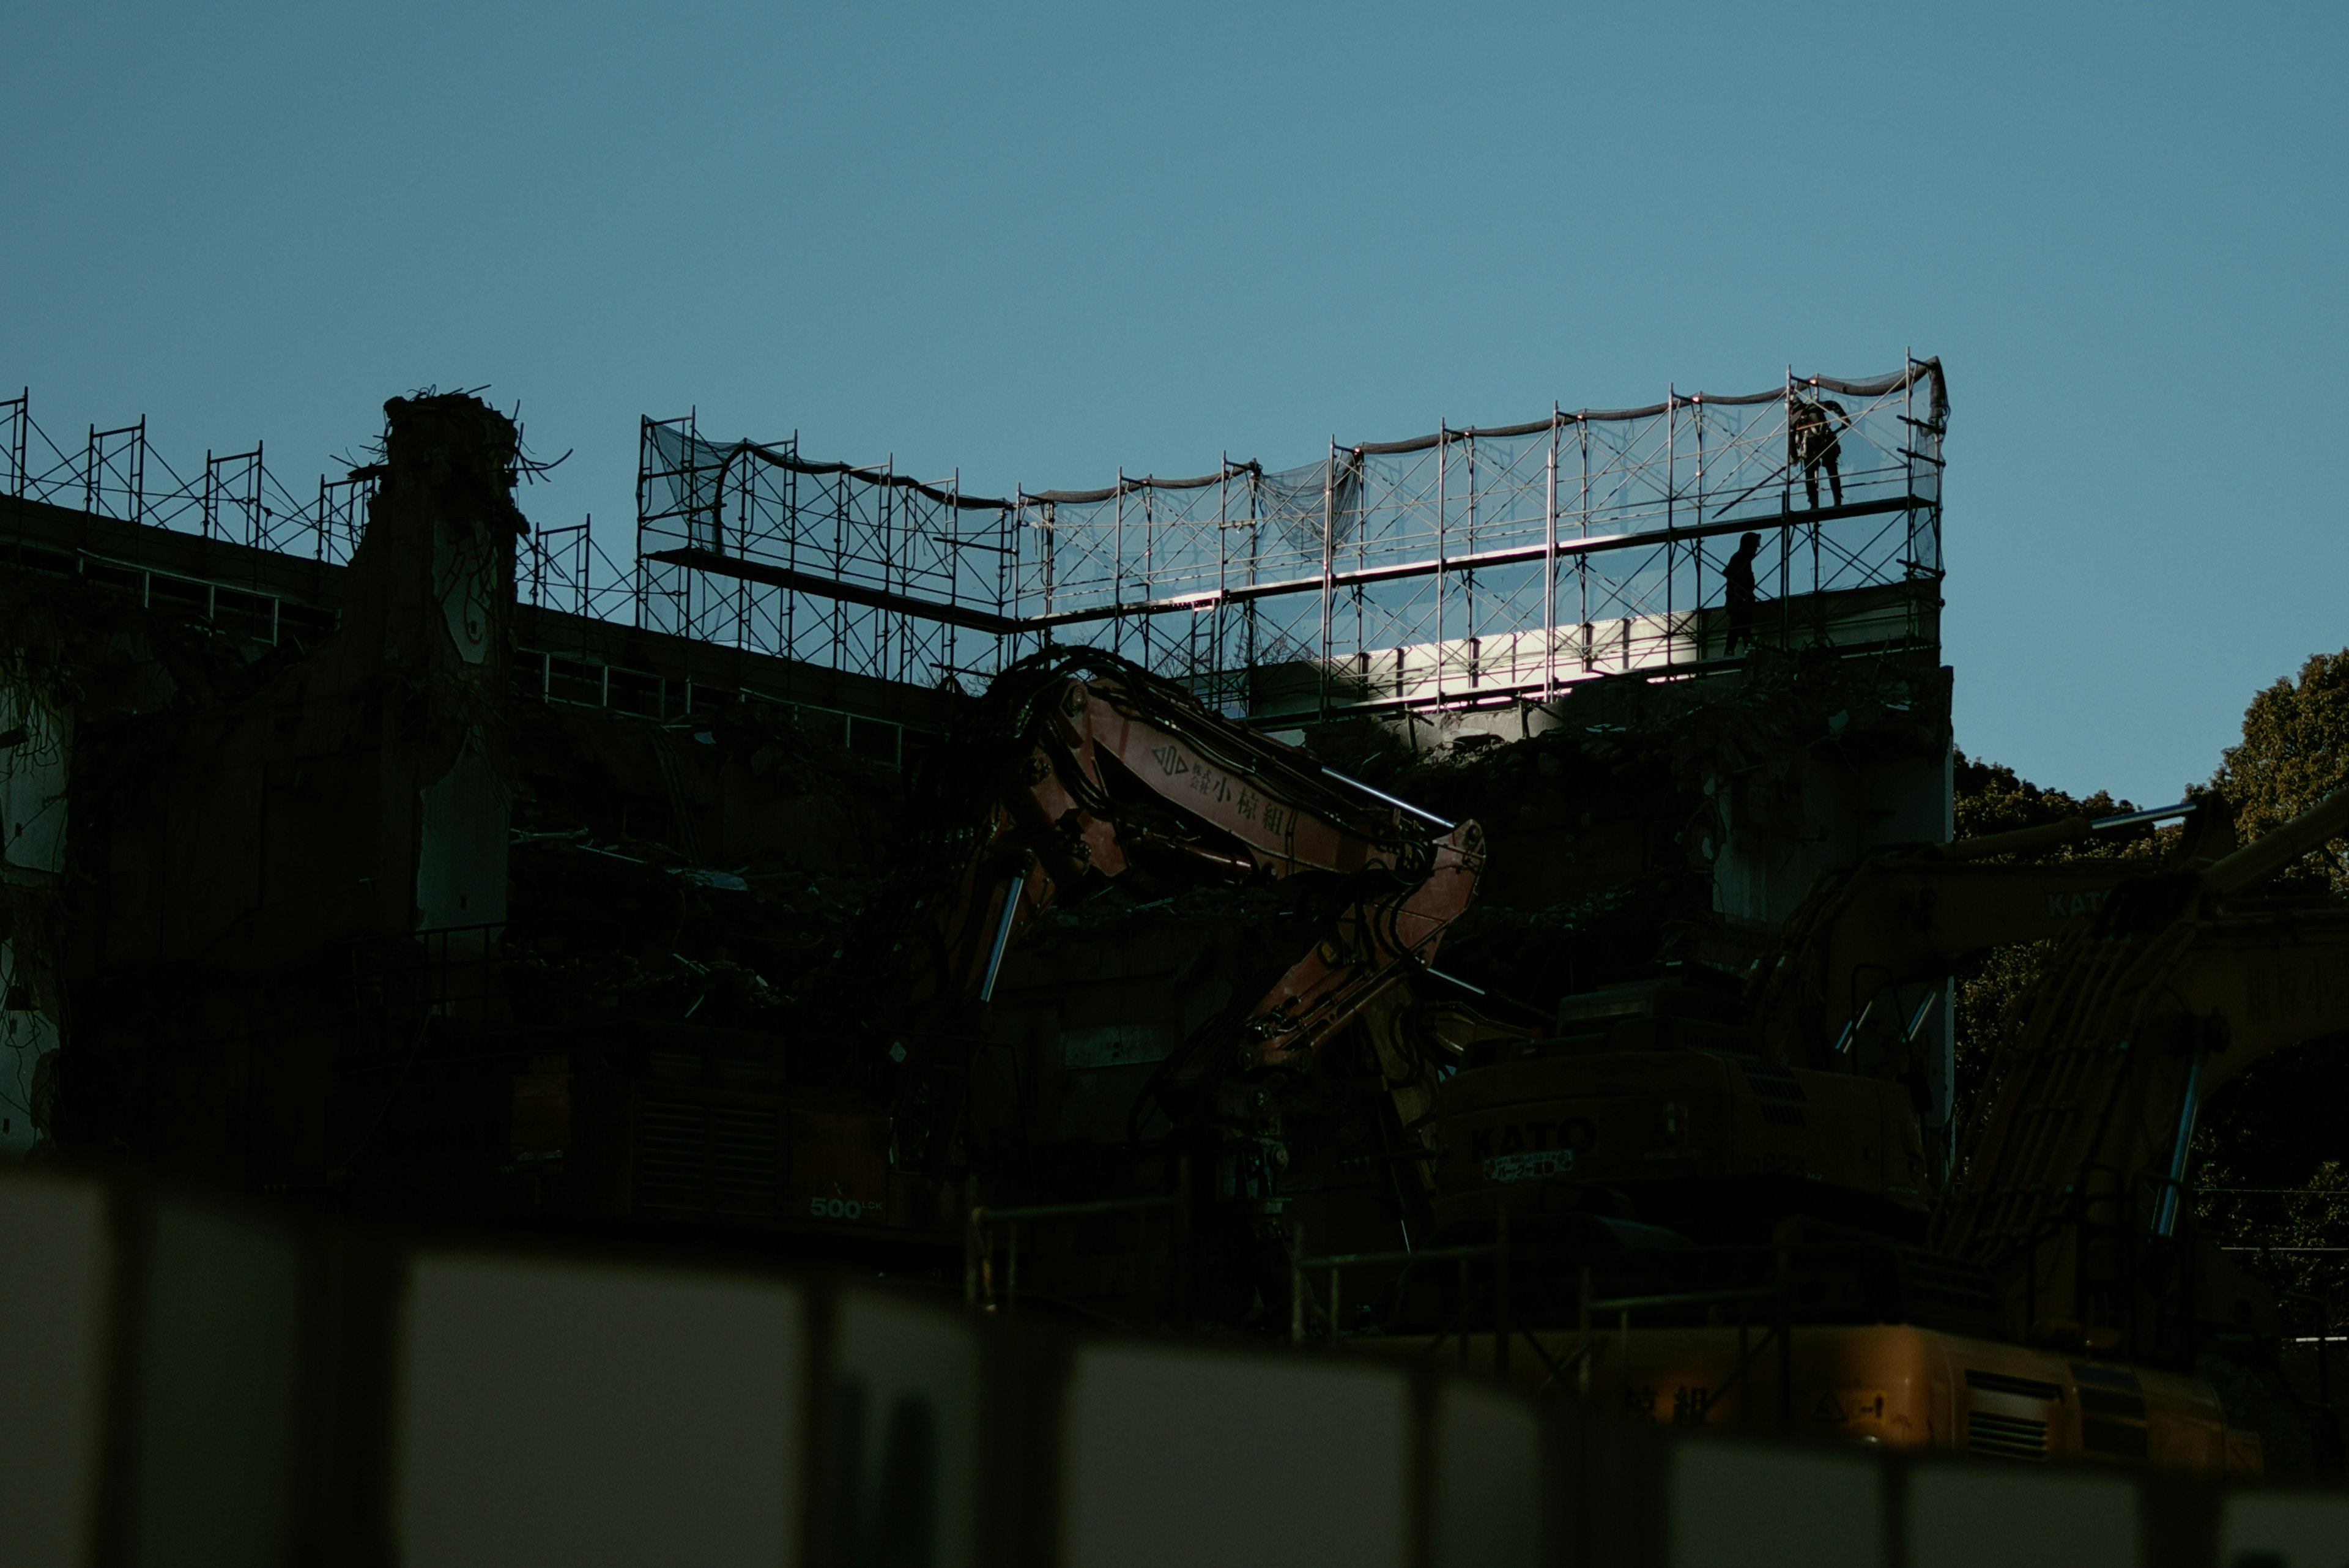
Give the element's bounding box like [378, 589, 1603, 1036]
[1543, 407, 1559, 702]
[0, 361, 1943, 727]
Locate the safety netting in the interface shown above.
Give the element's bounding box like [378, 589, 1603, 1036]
[637, 360, 1948, 713]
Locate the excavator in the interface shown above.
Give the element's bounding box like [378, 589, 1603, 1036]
[835, 646, 1482, 1240]
[1353, 790, 2349, 1476]
[536, 648, 1476, 1249]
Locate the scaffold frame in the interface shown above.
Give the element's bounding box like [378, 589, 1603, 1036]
[637, 359, 1948, 718]
[0, 358, 1948, 723]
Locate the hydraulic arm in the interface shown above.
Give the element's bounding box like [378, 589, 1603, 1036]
[855, 648, 1482, 1174]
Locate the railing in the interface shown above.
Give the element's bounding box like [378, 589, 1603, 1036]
[965, 1164, 1191, 1324]
[4, 369, 1948, 720]
[1572, 1257, 1794, 1430]
[2, 390, 377, 565]
[1293, 1211, 1548, 1382]
[1297, 1219, 1803, 1430]
[2, 389, 630, 623]
[640, 360, 1948, 713]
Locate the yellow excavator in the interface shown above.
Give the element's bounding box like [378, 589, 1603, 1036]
[1349, 791, 2347, 1477]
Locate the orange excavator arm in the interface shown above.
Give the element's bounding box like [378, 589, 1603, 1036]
[861, 648, 1482, 1171]
[1009, 666, 1483, 1068]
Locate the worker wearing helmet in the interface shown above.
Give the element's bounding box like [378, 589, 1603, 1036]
[1788, 394, 1850, 509]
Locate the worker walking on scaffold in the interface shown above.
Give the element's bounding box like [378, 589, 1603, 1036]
[1722, 531, 1763, 657]
[1788, 391, 1850, 509]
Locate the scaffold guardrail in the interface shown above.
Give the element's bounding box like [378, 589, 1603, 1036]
[2, 361, 1948, 722]
[0, 388, 626, 620]
[637, 358, 1948, 717]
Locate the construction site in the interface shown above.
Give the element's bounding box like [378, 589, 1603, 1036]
[4, 360, 2347, 1566]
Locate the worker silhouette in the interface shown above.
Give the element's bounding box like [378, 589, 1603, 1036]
[1723, 532, 1763, 656]
[1787, 394, 1850, 509]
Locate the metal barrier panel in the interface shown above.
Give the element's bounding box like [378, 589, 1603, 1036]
[1907, 1462, 2140, 1568]
[1432, 1380, 1542, 1568]
[1059, 1345, 1411, 1568]
[128, 1198, 303, 1567]
[0, 1176, 113, 1568]
[831, 1287, 982, 1568]
[393, 1253, 806, 1567]
[1669, 1439, 1884, 1568]
[2218, 1492, 2349, 1566]
[3, 1170, 2341, 1567]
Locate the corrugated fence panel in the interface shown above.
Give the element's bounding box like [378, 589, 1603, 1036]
[2219, 1492, 2349, 1566]
[1908, 1463, 2140, 1568]
[831, 1287, 981, 1568]
[0, 1176, 113, 1568]
[392, 1252, 806, 1568]
[1432, 1380, 1543, 1568]
[1059, 1345, 1411, 1568]
[1670, 1440, 1884, 1568]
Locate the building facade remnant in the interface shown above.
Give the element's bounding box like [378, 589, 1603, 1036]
[0, 368, 1953, 1265]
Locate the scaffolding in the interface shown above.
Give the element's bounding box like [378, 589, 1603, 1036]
[1, 390, 377, 565]
[636, 422, 1014, 689]
[637, 359, 1948, 718]
[3, 359, 1950, 721]
[0, 389, 620, 619]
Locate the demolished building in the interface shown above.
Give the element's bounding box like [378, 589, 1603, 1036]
[0, 365, 1953, 1305]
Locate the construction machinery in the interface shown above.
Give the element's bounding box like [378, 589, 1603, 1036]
[840, 647, 1482, 1230]
[1351, 791, 2349, 1476]
[327, 653, 1481, 1254]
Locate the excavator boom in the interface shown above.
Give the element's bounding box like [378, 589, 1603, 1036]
[856, 648, 1482, 1172]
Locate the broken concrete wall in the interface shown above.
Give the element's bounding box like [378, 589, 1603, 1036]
[73, 393, 524, 972]
[1, 398, 943, 1203]
[417, 736, 505, 932]
[0, 940, 58, 1159]
[51, 396, 526, 1177]
[0, 682, 70, 1165]
[309, 391, 522, 948]
[985, 893, 1290, 1153]
[0, 684, 70, 880]
[1304, 646, 1952, 997]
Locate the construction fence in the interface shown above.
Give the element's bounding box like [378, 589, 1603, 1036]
[6, 1164, 2339, 1568]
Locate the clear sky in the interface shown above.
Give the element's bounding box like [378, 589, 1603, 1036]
[4, 3, 2341, 805]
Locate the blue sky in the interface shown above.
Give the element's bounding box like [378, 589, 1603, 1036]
[4, 3, 2341, 804]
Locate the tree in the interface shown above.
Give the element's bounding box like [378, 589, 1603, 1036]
[1951, 658, 2349, 1317]
[2211, 649, 2349, 891]
[2195, 650, 2349, 1315]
